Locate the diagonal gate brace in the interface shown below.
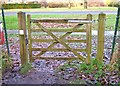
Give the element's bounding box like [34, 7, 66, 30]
[35, 23, 85, 62]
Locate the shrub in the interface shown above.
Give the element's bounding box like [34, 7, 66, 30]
[116, 58, 120, 71]
[27, 1, 38, 4]
[57, 58, 107, 79]
[2, 4, 41, 9]
[88, 2, 105, 7]
[108, 2, 120, 7]
[40, 1, 48, 8]
[0, 50, 12, 73]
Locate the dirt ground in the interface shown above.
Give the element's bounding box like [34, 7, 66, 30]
[2, 59, 71, 84]
[2, 35, 120, 85]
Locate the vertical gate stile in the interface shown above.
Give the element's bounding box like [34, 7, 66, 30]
[86, 14, 92, 64]
[18, 12, 28, 65]
[27, 14, 33, 62]
[96, 13, 106, 63]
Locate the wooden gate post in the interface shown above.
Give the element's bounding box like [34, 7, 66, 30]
[86, 14, 92, 64]
[96, 13, 106, 63]
[18, 12, 28, 65]
[27, 14, 33, 62]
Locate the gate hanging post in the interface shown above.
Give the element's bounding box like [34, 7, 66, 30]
[18, 12, 28, 65]
[96, 13, 106, 63]
[86, 14, 92, 64]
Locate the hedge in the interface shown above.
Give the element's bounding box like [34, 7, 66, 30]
[108, 2, 119, 7]
[2, 4, 41, 9]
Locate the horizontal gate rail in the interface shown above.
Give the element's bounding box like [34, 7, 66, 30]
[31, 18, 91, 23]
[33, 56, 79, 60]
[31, 39, 86, 43]
[31, 28, 87, 32]
[32, 48, 86, 52]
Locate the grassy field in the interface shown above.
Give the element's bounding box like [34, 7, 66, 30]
[0, 14, 116, 30]
[0, 7, 117, 30]
[4, 7, 117, 12]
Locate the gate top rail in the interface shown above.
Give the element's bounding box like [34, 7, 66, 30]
[31, 18, 92, 23]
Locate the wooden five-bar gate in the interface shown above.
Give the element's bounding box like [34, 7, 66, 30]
[18, 12, 106, 65]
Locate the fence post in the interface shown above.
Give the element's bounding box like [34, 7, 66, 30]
[86, 14, 92, 64]
[111, 7, 120, 61]
[1, 7, 10, 56]
[18, 12, 28, 65]
[96, 13, 106, 63]
[117, 7, 120, 61]
[118, 36, 120, 59]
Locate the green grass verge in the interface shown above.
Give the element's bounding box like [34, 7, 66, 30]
[4, 7, 117, 12]
[0, 14, 116, 30]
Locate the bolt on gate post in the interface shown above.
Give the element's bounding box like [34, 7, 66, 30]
[96, 13, 106, 63]
[18, 12, 28, 65]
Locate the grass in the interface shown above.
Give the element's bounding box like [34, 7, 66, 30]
[20, 63, 32, 74]
[56, 58, 111, 84]
[0, 14, 116, 30]
[4, 7, 117, 12]
[57, 58, 120, 84]
[58, 59, 105, 79]
[3, 15, 18, 30]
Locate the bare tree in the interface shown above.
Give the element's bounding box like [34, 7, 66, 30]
[22, 0, 24, 3]
[0, 0, 3, 8]
[40, 0, 48, 8]
[68, 0, 72, 9]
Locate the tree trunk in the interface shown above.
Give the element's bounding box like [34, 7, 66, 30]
[68, 0, 71, 9]
[84, 0, 87, 9]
